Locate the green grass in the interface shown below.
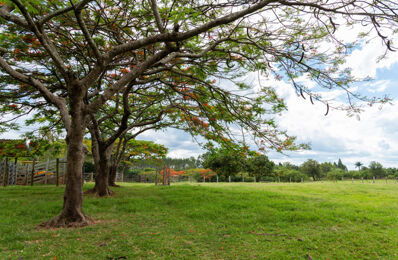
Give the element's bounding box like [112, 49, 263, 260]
[1, 182, 398, 259]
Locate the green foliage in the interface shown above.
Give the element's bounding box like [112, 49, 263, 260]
[320, 162, 335, 175]
[368, 161, 385, 178]
[83, 161, 95, 173]
[122, 139, 167, 166]
[162, 157, 200, 170]
[0, 139, 29, 158]
[301, 159, 321, 181]
[327, 169, 345, 180]
[201, 147, 246, 178]
[336, 158, 348, 172]
[247, 154, 275, 181]
[281, 169, 309, 182]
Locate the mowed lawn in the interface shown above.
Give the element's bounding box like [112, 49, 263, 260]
[1, 182, 398, 259]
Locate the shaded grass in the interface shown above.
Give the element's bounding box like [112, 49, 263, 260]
[1, 182, 398, 259]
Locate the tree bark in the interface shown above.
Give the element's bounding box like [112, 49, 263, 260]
[108, 163, 120, 187]
[85, 135, 114, 196]
[40, 96, 92, 228]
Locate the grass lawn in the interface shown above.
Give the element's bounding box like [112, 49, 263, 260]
[1, 182, 398, 259]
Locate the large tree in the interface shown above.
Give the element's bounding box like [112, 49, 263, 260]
[0, 0, 397, 227]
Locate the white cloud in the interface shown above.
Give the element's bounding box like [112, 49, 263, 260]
[367, 80, 391, 93]
[270, 81, 398, 169]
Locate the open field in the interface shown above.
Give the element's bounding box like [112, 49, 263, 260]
[1, 182, 398, 259]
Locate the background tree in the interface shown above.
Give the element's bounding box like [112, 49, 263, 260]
[201, 147, 246, 180]
[301, 159, 321, 181]
[368, 161, 385, 179]
[247, 154, 275, 182]
[162, 157, 200, 170]
[320, 162, 335, 177]
[116, 139, 167, 179]
[355, 162, 363, 171]
[327, 169, 345, 181]
[336, 159, 348, 172]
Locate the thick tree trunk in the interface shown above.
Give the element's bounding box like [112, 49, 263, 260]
[40, 97, 92, 228]
[108, 164, 120, 187]
[85, 136, 114, 196]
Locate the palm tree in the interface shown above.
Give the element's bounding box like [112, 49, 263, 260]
[355, 161, 363, 171]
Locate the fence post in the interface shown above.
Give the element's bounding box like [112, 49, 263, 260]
[162, 165, 166, 185]
[56, 158, 60, 187]
[301, 178, 303, 183]
[30, 159, 36, 186]
[217, 175, 219, 183]
[24, 163, 29, 185]
[228, 176, 231, 183]
[243, 176, 245, 182]
[13, 157, 18, 185]
[361, 177, 364, 184]
[373, 176, 375, 184]
[167, 168, 170, 186]
[155, 168, 158, 186]
[352, 177, 354, 183]
[3, 157, 9, 187]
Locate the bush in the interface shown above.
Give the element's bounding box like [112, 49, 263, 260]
[83, 161, 95, 173]
[244, 176, 255, 182]
[281, 169, 308, 182]
[347, 170, 361, 179]
[259, 176, 275, 182]
[327, 169, 345, 180]
[125, 168, 140, 177]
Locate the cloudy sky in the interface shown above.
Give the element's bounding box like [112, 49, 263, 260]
[138, 27, 398, 170]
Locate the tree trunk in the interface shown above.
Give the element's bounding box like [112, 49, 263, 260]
[86, 136, 114, 196]
[108, 163, 120, 187]
[40, 98, 92, 228]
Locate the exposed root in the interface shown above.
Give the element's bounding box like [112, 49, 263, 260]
[109, 183, 121, 187]
[38, 213, 94, 229]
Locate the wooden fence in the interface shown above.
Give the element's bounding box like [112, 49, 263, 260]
[0, 158, 67, 186]
[0, 158, 124, 186]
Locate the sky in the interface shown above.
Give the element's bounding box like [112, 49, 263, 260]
[138, 27, 398, 170]
[2, 24, 398, 170]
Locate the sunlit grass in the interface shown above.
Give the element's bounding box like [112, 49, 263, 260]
[1, 181, 398, 259]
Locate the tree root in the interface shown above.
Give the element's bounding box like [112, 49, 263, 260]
[109, 183, 121, 187]
[38, 213, 93, 229]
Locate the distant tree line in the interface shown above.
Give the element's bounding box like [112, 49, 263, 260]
[116, 146, 398, 183]
[199, 148, 398, 182]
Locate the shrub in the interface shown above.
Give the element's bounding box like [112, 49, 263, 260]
[327, 169, 345, 180]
